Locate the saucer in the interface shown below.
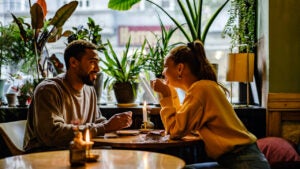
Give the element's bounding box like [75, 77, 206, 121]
[116, 130, 140, 135]
[139, 128, 154, 133]
[86, 153, 100, 162]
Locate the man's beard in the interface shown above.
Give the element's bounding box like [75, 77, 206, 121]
[82, 74, 95, 86]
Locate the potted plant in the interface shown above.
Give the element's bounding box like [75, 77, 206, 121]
[222, 0, 257, 106]
[101, 37, 147, 105]
[11, 0, 78, 80]
[144, 17, 179, 78]
[17, 80, 34, 107]
[108, 0, 229, 43]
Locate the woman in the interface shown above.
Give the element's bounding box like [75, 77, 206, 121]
[151, 40, 270, 169]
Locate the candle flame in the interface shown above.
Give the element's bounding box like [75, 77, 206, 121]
[86, 128, 90, 142]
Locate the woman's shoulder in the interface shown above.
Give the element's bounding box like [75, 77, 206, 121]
[191, 80, 218, 88]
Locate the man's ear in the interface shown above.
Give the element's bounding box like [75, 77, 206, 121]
[69, 57, 79, 68]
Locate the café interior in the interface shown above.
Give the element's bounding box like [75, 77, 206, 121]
[0, 0, 299, 168]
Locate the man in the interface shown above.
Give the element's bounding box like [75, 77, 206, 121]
[23, 40, 132, 152]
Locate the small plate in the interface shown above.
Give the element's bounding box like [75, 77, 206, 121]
[116, 130, 140, 135]
[139, 128, 154, 133]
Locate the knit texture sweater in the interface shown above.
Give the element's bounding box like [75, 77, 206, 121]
[23, 74, 106, 152]
[160, 80, 257, 159]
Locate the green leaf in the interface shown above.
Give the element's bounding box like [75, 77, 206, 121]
[50, 1, 78, 27]
[108, 0, 141, 10]
[11, 13, 28, 42]
[202, 0, 229, 43]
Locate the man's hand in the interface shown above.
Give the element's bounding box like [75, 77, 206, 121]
[104, 111, 132, 132]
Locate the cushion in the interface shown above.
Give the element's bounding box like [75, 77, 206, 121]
[257, 137, 300, 165]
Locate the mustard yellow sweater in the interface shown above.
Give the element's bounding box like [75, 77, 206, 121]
[159, 80, 257, 159]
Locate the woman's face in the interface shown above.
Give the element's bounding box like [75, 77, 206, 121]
[162, 56, 181, 87]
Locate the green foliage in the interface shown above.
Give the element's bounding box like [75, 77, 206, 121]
[11, 0, 78, 78]
[101, 37, 147, 93]
[222, 0, 256, 52]
[67, 17, 106, 51]
[0, 22, 35, 77]
[18, 80, 34, 97]
[108, 0, 229, 43]
[144, 17, 180, 78]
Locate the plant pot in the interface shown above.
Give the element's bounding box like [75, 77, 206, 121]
[17, 95, 30, 107]
[6, 93, 17, 107]
[0, 79, 6, 103]
[113, 82, 138, 104]
[93, 72, 103, 104]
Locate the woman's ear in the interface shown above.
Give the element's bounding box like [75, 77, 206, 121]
[177, 63, 184, 74]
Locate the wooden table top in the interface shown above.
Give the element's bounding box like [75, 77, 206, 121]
[93, 130, 202, 149]
[0, 149, 185, 169]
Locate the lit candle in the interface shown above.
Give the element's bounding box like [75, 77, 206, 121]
[143, 101, 147, 122]
[85, 128, 94, 158]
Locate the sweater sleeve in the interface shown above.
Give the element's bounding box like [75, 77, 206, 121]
[160, 86, 203, 139]
[34, 85, 75, 147]
[160, 92, 204, 139]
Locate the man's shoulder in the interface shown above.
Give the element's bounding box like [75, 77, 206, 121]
[36, 75, 65, 91]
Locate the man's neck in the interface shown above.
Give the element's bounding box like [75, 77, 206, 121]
[65, 71, 84, 91]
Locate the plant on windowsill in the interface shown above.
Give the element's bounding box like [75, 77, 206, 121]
[11, 0, 78, 80]
[144, 17, 179, 78]
[17, 80, 34, 107]
[101, 37, 147, 105]
[108, 0, 229, 43]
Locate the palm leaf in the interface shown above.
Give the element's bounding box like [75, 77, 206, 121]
[202, 0, 229, 42]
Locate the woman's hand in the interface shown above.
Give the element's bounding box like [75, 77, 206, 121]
[151, 79, 171, 98]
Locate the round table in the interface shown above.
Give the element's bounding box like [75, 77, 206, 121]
[93, 130, 205, 164]
[0, 149, 185, 169]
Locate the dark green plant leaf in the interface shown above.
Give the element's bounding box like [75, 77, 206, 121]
[11, 13, 28, 42]
[50, 1, 78, 27]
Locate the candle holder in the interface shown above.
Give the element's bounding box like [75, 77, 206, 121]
[85, 141, 99, 162]
[140, 116, 154, 133]
[141, 121, 148, 129]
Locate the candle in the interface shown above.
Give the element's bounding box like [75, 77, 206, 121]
[85, 128, 94, 158]
[143, 101, 147, 122]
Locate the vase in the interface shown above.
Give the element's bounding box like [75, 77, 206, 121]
[93, 72, 103, 104]
[0, 79, 6, 104]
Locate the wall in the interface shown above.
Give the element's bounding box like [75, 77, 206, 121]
[258, 0, 300, 106]
[268, 0, 300, 92]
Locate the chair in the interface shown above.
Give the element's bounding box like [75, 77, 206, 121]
[0, 120, 26, 156]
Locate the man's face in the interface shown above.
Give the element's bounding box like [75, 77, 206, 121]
[77, 49, 100, 86]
